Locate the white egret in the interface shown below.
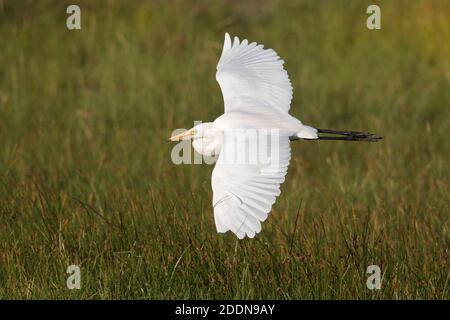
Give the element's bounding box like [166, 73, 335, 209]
[169, 33, 381, 239]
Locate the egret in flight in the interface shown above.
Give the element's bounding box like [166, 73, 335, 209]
[169, 33, 381, 239]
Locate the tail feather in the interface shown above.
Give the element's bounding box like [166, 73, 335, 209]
[295, 125, 318, 140]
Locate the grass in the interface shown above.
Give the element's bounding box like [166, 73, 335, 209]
[0, 0, 448, 299]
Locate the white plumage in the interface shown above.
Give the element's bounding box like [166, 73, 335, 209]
[212, 133, 291, 239]
[211, 33, 301, 238]
[169, 33, 381, 239]
[216, 33, 293, 113]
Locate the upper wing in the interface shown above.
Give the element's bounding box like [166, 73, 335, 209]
[216, 33, 293, 114]
[211, 132, 291, 239]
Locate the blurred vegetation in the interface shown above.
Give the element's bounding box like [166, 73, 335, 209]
[0, 0, 448, 299]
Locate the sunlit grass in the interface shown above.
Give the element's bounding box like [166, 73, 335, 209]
[0, 0, 448, 299]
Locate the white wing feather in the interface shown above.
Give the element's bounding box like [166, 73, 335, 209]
[211, 133, 291, 239]
[216, 33, 293, 114]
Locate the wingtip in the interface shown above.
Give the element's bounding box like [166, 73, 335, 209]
[223, 32, 232, 52]
[233, 36, 240, 47]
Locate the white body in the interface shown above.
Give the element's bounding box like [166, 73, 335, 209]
[193, 33, 318, 239]
[214, 107, 317, 138]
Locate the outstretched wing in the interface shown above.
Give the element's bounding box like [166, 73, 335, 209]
[216, 33, 293, 114]
[211, 132, 291, 239]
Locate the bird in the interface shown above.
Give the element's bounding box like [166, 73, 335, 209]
[169, 33, 381, 239]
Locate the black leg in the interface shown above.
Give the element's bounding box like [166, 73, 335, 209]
[316, 128, 382, 142]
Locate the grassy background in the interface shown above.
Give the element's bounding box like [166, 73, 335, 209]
[0, 0, 448, 299]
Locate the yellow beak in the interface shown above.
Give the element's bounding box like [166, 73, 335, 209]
[168, 129, 196, 142]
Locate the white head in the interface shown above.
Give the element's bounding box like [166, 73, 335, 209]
[169, 122, 223, 156]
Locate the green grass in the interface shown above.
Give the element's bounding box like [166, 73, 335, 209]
[0, 0, 448, 299]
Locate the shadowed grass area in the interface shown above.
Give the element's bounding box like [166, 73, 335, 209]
[0, 0, 448, 299]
